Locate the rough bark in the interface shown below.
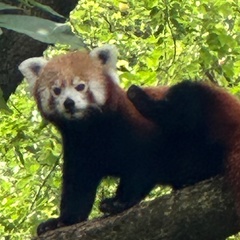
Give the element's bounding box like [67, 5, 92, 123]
[34, 176, 240, 240]
[0, 0, 79, 101]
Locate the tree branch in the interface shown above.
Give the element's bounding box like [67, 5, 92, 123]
[33, 176, 240, 240]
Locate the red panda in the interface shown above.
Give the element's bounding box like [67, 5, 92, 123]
[19, 46, 225, 235]
[19, 45, 158, 235]
[127, 81, 240, 215]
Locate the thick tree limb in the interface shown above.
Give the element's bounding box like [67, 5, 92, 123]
[0, 0, 79, 100]
[34, 176, 240, 240]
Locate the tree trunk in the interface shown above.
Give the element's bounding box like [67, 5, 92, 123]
[0, 0, 79, 100]
[34, 176, 240, 240]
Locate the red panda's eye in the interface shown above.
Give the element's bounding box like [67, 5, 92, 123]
[75, 83, 86, 92]
[53, 87, 61, 95]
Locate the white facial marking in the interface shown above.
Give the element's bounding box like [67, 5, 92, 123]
[107, 69, 120, 84]
[73, 76, 80, 84]
[89, 80, 107, 106]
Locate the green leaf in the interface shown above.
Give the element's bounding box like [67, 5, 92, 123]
[0, 14, 85, 49]
[15, 147, 25, 166]
[0, 3, 22, 11]
[0, 88, 12, 113]
[28, 1, 65, 20]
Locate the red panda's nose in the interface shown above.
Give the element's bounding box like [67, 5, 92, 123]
[64, 98, 75, 111]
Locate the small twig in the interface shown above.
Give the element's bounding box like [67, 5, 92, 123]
[163, 0, 177, 70]
[14, 153, 61, 228]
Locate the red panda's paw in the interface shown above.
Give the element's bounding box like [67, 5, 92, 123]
[37, 218, 65, 236]
[127, 85, 141, 100]
[99, 197, 131, 215]
[127, 85, 156, 119]
[127, 85, 148, 103]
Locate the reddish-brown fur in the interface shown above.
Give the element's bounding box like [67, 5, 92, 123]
[129, 81, 240, 215]
[201, 84, 240, 214]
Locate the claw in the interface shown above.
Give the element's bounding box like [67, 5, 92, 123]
[37, 218, 64, 236]
[99, 198, 129, 215]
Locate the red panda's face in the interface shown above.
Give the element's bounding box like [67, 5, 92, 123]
[35, 53, 108, 120]
[19, 45, 119, 121]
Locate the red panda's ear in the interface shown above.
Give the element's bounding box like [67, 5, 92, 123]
[18, 57, 48, 90]
[90, 44, 118, 68]
[90, 44, 119, 84]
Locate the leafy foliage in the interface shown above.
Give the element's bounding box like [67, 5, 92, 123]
[71, 0, 240, 90]
[1, 0, 240, 239]
[0, 84, 62, 239]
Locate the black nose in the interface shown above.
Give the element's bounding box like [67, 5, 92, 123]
[64, 98, 75, 111]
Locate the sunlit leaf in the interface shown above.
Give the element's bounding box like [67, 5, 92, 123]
[0, 14, 85, 49]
